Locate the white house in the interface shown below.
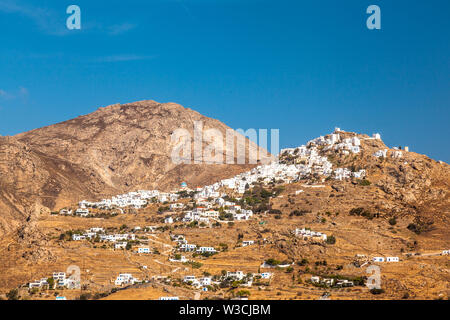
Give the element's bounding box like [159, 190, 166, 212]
[115, 242, 128, 250]
[372, 257, 385, 262]
[57, 278, 77, 289]
[159, 296, 179, 300]
[311, 276, 335, 287]
[164, 216, 174, 224]
[72, 234, 86, 241]
[115, 273, 138, 286]
[242, 240, 255, 247]
[352, 137, 361, 146]
[386, 257, 399, 262]
[226, 271, 245, 281]
[196, 247, 217, 254]
[29, 277, 51, 289]
[179, 243, 197, 252]
[184, 275, 196, 282]
[199, 277, 212, 286]
[391, 151, 403, 159]
[336, 279, 354, 287]
[294, 228, 327, 241]
[75, 208, 89, 217]
[137, 247, 151, 254]
[52, 272, 66, 281]
[373, 149, 388, 158]
[183, 275, 200, 287]
[259, 272, 272, 279]
[29, 281, 43, 289]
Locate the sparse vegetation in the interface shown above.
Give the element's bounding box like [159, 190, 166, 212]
[290, 210, 310, 217]
[235, 290, 251, 297]
[388, 217, 397, 226]
[357, 179, 371, 186]
[6, 289, 19, 300]
[326, 235, 336, 245]
[297, 258, 309, 266]
[369, 288, 385, 295]
[265, 258, 281, 266]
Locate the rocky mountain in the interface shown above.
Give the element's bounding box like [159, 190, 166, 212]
[0, 100, 270, 237]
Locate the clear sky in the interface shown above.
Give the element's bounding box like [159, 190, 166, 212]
[0, 0, 449, 162]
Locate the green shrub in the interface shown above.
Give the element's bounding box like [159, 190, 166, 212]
[297, 258, 309, 266]
[358, 179, 371, 186]
[407, 223, 420, 234]
[388, 217, 397, 226]
[370, 288, 385, 295]
[265, 258, 280, 266]
[78, 293, 92, 300]
[6, 289, 19, 300]
[236, 290, 251, 297]
[326, 235, 336, 245]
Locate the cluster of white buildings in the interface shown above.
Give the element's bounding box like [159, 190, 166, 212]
[293, 228, 328, 241]
[307, 127, 370, 156]
[183, 270, 271, 289]
[193, 184, 222, 199]
[71, 227, 136, 247]
[171, 234, 217, 254]
[277, 128, 372, 181]
[183, 275, 213, 288]
[78, 190, 156, 210]
[224, 270, 271, 285]
[182, 207, 219, 224]
[161, 194, 255, 226]
[28, 272, 78, 290]
[183, 203, 254, 224]
[59, 208, 92, 217]
[219, 163, 302, 194]
[74, 190, 182, 214]
[310, 276, 354, 288]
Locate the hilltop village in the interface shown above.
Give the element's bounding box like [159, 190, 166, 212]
[6, 128, 449, 301]
[67, 127, 375, 218]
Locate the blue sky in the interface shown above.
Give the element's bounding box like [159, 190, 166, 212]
[0, 0, 449, 162]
